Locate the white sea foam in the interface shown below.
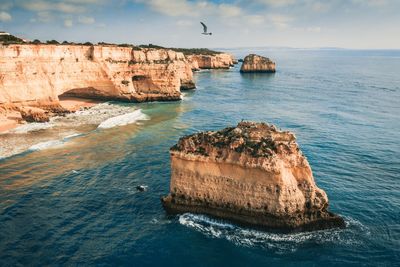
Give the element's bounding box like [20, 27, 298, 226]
[97, 109, 148, 129]
[178, 213, 368, 253]
[28, 140, 65, 151]
[64, 133, 82, 139]
[12, 122, 53, 134]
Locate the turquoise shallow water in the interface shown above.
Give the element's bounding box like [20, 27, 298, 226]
[0, 49, 399, 266]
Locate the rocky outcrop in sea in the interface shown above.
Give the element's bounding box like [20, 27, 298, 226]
[240, 54, 276, 73]
[187, 53, 235, 70]
[162, 121, 345, 231]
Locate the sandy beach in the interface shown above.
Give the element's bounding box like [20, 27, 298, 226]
[0, 110, 22, 133]
[0, 97, 101, 133]
[58, 96, 102, 112]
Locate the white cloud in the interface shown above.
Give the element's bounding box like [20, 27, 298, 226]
[269, 14, 293, 29]
[135, 0, 194, 16]
[218, 4, 241, 17]
[245, 15, 265, 25]
[306, 26, 321, 33]
[257, 0, 296, 7]
[36, 11, 54, 22]
[352, 0, 387, 6]
[135, 0, 242, 18]
[18, 0, 86, 13]
[0, 11, 12, 22]
[312, 2, 330, 12]
[64, 19, 73, 27]
[78, 16, 95, 24]
[176, 20, 193, 27]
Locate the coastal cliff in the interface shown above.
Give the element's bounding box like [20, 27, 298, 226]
[187, 53, 235, 70]
[0, 44, 195, 107]
[240, 54, 276, 73]
[162, 121, 345, 231]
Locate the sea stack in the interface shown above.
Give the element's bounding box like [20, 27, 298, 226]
[240, 54, 276, 73]
[162, 121, 345, 231]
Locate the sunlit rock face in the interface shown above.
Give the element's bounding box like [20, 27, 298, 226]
[0, 44, 195, 107]
[162, 121, 345, 232]
[186, 53, 235, 70]
[240, 54, 276, 73]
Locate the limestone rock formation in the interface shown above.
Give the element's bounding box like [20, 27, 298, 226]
[186, 53, 235, 70]
[19, 107, 50, 123]
[0, 44, 195, 107]
[162, 121, 345, 231]
[240, 54, 276, 73]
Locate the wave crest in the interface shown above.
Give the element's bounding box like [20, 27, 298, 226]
[97, 109, 148, 129]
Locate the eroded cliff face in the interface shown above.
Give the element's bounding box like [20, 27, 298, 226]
[240, 54, 276, 73]
[163, 121, 344, 231]
[186, 53, 235, 70]
[0, 44, 195, 107]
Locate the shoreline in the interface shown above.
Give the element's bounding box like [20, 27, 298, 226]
[0, 97, 102, 134]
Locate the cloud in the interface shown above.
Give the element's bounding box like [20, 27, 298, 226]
[257, 0, 296, 7]
[245, 15, 265, 25]
[218, 4, 241, 17]
[269, 14, 293, 29]
[312, 2, 330, 12]
[306, 26, 321, 33]
[64, 19, 73, 27]
[78, 16, 95, 24]
[176, 20, 193, 27]
[135, 0, 242, 18]
[352, 0, 387, 7]
[0, 11, 12, 22]
[18, 0, 86, 13]
[135, 0, 194, 16]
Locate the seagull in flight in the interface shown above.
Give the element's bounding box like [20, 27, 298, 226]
[200, 22, 212, 35]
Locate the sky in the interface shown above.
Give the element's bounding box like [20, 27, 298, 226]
[0, 0, 399, 49]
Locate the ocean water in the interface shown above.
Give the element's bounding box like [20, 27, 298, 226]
[0, 48, 399, 266]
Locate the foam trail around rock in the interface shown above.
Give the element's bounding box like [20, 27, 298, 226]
[179, 213, 369, 253]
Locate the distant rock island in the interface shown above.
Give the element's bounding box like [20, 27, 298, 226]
[162, 121, 345, 231]
[240, 54, 276, 73]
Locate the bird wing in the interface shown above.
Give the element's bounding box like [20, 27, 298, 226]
[200, 22, 207, 33]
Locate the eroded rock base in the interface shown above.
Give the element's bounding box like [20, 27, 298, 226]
[162, 196, 345, 232]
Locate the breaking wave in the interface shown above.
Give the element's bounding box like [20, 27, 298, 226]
[28, 140, 65, 151]
[178, 213, 369, 253]
[97, 109, 148, 129]
[12, 122, 53, 134]
[28, 132, 82, 152]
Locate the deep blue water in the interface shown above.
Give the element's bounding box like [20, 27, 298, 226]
[1, 49, 399, 266]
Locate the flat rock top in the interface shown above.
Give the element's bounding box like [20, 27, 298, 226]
[242, 54, 274, 64]
[171, 121, 297, 158]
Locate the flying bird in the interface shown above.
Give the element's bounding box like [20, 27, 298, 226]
[200, 22, 212, 35]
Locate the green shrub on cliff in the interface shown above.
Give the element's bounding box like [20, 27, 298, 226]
[46, 40, 60, 44]
[138, 44, 221, 55]
[0, 34, 25, 44]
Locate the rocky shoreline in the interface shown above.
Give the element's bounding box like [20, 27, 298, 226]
[162, 121, 345, 232]
[0, 43, 235, 131]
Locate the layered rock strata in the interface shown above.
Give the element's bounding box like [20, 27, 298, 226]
[187, 53, 235, 70]
[240, 54, 276, 73]
[0, 44, 195, 106]
[162, 121, 345, 231]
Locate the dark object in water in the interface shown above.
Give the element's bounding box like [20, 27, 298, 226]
[136, 185, 148, 192]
